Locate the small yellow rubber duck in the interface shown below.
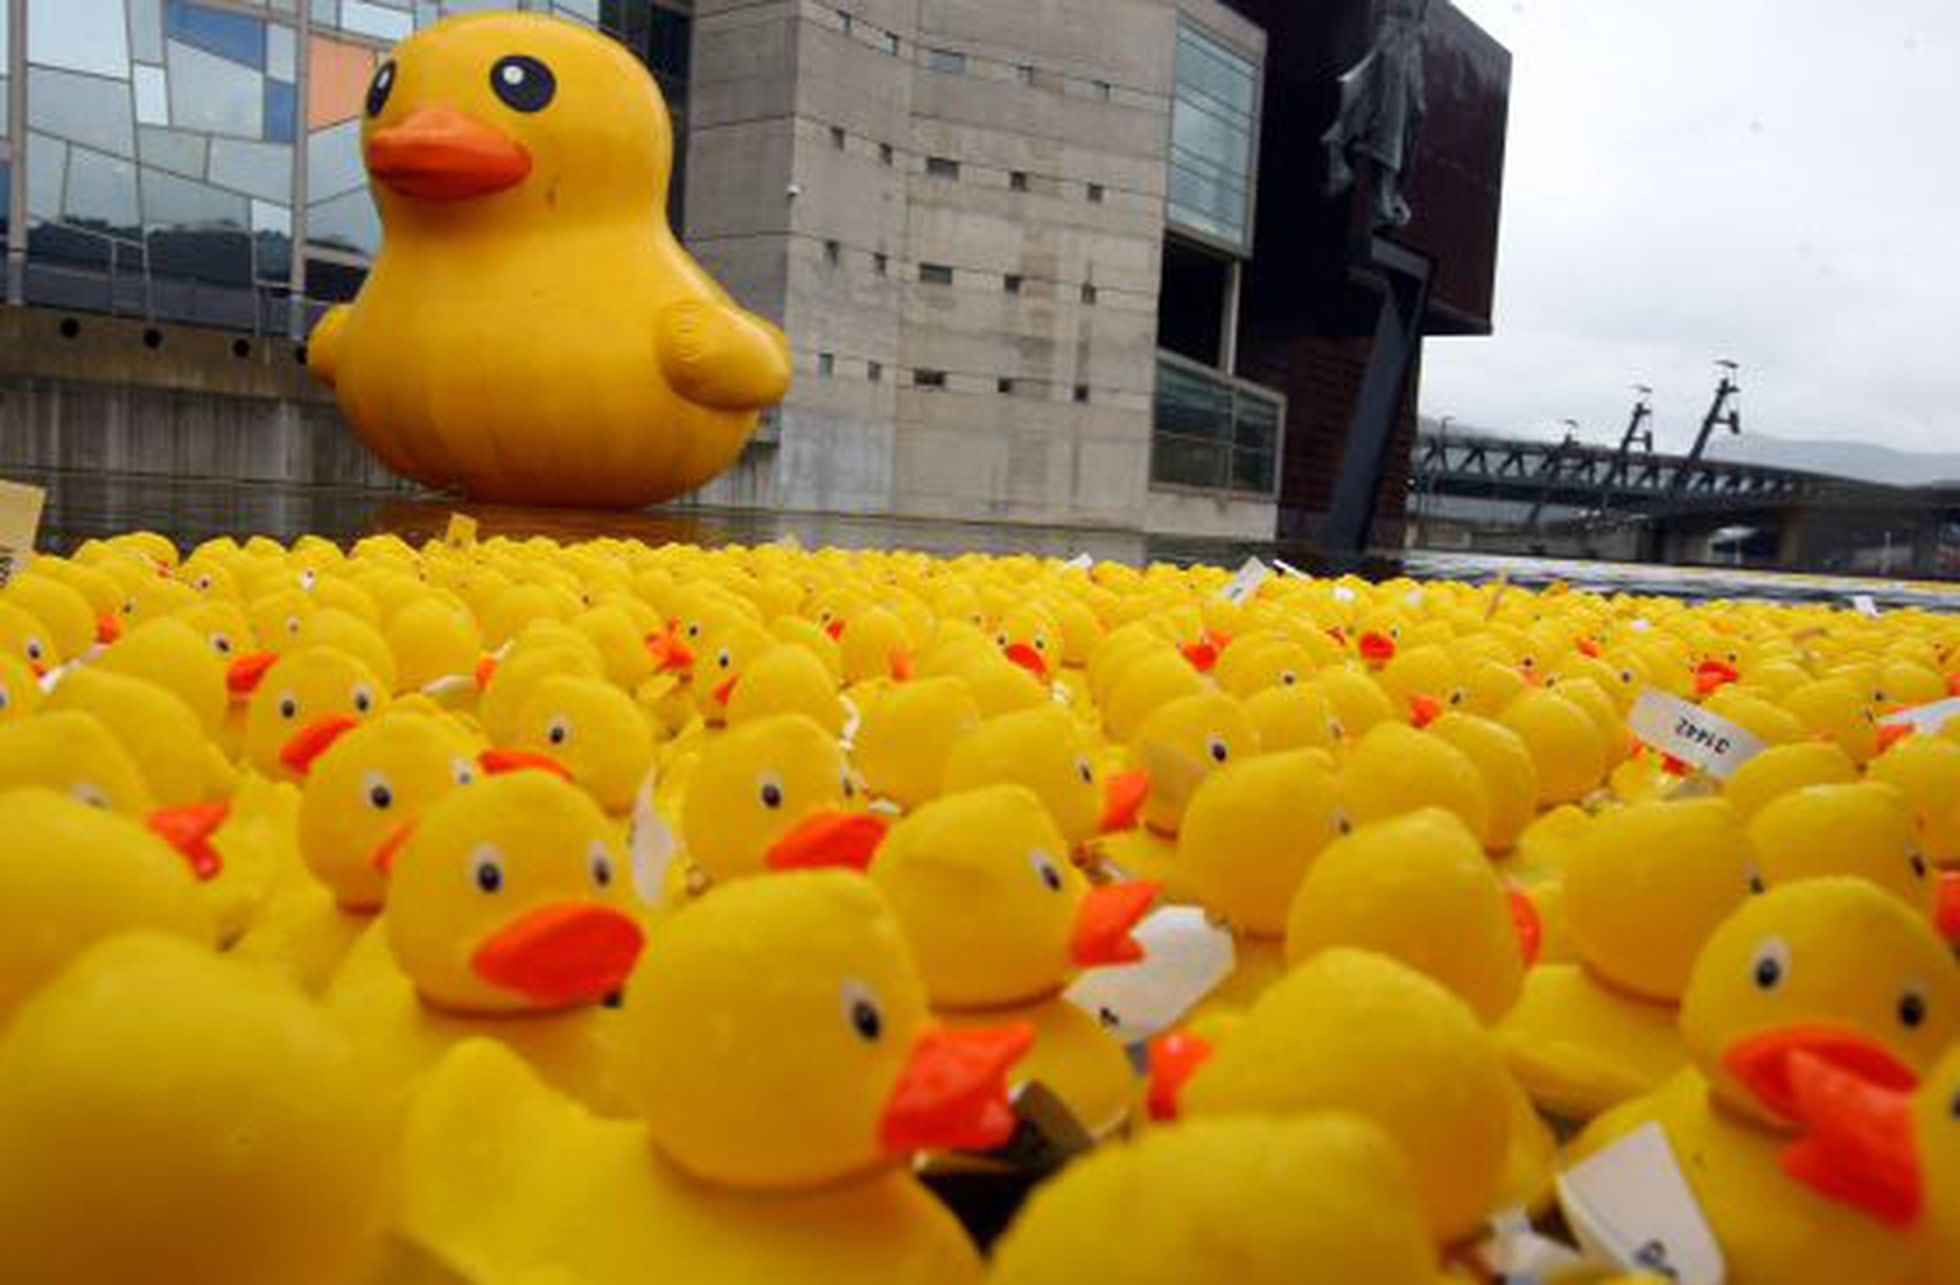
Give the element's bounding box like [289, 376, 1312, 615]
[389, 871, 1030, 1283]
[0, 933, 395, 1285]
[1747, 781, 1934, 918]
[308, 13, 791, 506]
[235, 644, 390, 780]
[1572, 878, 1960, 1285]
[871, 784, 1157, 1135]
[940, 705, 1150, 857]
[988, 1113, 1440, 1285]
[327, 770, 646, 1112]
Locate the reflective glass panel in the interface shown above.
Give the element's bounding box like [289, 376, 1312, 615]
[129, 0, 166, 63]
[264, 79, 298, 142]
[1167, 19, 1256, 252]
[26, 0, 131, 79]
[0, 76, 9, 136]
[26, 133, 68, 221]
[209, 138, 293, 202]
[149, 225, 253, 283]
[308, 36, 376, 130]
[306, 119, 366, 201]
[139, 125, 209, 178]
[167, 39, 264, 138]
[341, 0, 412, 41]
[134, 65, 170, 126]
[308, 188, 380, 255]
[251, 198, 292, 236]
[28, 67, 138, 158]
[165, 1, 266, 69]
[140, 164, 249, 227]
[65, 146, 142, 233]
[268, 25, 297, 80]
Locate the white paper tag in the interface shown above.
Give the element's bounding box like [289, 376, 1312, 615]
[1062, 907, 1234, 1044]
[1556, 1123, 1725, 1285]
[1062, 553, 1094, 571]
[1403, 588, 1425, 607]
[628, 770, 676, 908]
[1628, 689, 1764, 780]
[1848, 594, 1880, 618]
[839, 695, 861, 750]
[0, 479, 46, 589]
[1273, 558, 1309, 580]
[1218, 557, 1272, 605]
[1882, 696, 1960, 737]
[1331, 583, 1358, 603]
[1629, 617, 1653, 632]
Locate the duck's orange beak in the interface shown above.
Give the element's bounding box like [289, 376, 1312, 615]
[279, 712, 361, 776]
[146, 800, 229, 882]
[1874, 721, 1915, 755]
[1724, 1025, 1919, 1125]
[226, 650, 278, 696]
[369, 819, 416, 875]
[1408, 692, 1443, 728]
[1178, 637, 1219, 673]
[711, 674, 739, 707]
[1780, 1049, 1923, 1227]
[366, 106, 532, 201]
[1145, 1028, 1214, 1122]
[1936, 870, 1960, 943]
[1507, 885, 1542, 966]
[1359, 631, 1396, 666]
[825, 619, 846, 641]
[478, 747, 573, 783]
[878, 1022, 1033, 1155]
[1003, 642, 1048, 681]
[763, 809, 888, 872]
[473, 654, 500, 689]
[471, 902, 645, 1007]
[1099, 768, 1150, 833]
[95, 613, 122, 645]
[646, 631, 694, 674]
[1696, 659, 1741, 695]
[1071, 880, 1158, 968]
[888, 649, 914, 683]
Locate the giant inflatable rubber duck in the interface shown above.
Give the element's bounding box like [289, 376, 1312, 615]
[307, 14, 793, 507]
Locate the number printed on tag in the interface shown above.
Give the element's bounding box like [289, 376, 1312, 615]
[1628, 689, 1765, 780]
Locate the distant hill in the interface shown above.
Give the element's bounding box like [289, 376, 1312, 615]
[1418, 417, 1960, 489]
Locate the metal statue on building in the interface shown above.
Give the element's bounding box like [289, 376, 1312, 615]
[1322, 0, 1432, 229]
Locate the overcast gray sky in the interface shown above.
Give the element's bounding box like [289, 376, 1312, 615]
[1423, 1, 1960, 453]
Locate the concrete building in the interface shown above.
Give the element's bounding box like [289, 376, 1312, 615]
[1, 0, 1508, 550]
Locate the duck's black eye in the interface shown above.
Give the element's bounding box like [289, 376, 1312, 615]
[1076, 758, 1094, 785]
[491, 55, 556, 113]
[1911, 851, 1929, 879]
[278, 695, 298, 720]
[1750, 938, 1789, 991]
[1207, 738, 1229, 764]
[472, 847, 505, 893]
[841, 981, 883, 1043]
[1900, 989, 1928, 1030]
[591, 848, 614, 889]
[760, 779, 784, 809]
[366, 61, 396, 117]
[1950, 1089, 1960, 1121]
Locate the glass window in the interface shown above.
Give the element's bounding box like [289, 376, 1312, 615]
[919, 263, 952, 285]
[308, 188, 381, 255]
[0, 76, 9, 136]
[926, 48, 965, 75]
[149, 225, 253, 284]
[28, 66, 138, 158]
[308, 36, 377, 130]
[817, 351, 834, 376]
[554, 0, 600, 22]
[140, 165, 249, 227]
[264, 80, 298, 143]
[306, 119, 366, 201]
[167, 40, 265, 138]
[139, 125, 209, 179]
[867, 360, 882, 382]
[134, 65, 171, 127]
[65, 147, 142, 233]
[165, 1, 267, 70]
[997, 377, 1015, 395]
[252, 199, 293, 237]
[1074, 384, 1091, 403]
[209, 138, 293, 203]
[1168, 20, 1258, 252]
[1010, 171, 1027, 192]
[26, 0, 132, 79]
[830, 125, 845, 150]
[1150, 357, 1280, 496]
[341, 0, 413, 42]
[129, 0, 166, 63]
[255, 228, 293, 285]
[268, 25, 298, 81]
[925, 156, 958, 179]
[304, 256, 367, 303]
[915, 369, 945, 388]
[26, 133, 69, 222]
[1003, 274, 1021, 294]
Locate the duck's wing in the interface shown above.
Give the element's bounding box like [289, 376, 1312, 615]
[657, 298, 792, 412]
[307, 305, 353, 388]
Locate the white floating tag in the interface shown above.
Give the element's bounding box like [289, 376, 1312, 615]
[1062, 907, 1234, 1044]
[1629, 617, 1653, 632]
[839, 695, 861, 749]
[1218, 557, 1272, 605]
[1331, 583, 1358, 603]
[1556, 1122, 1725, 1285]
[1273, 558, 1309, 580]
[0, 479, 44, 589]
[1848, 594, 1880, 618]
[1062, 553, 1094, 571]
[1881, 696, 1960, 737]
[628, 769, 677, 908]
[1628, 689, 1764, 780]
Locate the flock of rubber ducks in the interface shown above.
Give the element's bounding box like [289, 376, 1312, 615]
[2, 528, 1959, 1283]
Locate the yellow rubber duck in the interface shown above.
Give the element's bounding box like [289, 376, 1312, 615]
[237, 711, 479, 992]
[851, 676, 983, 812]
[389, 871, 1029, 1283]
[871, 784, 1157, 1135]
[1498, 798, 1753, 1120]
[92, 615, 231, 738]
[678, 712, 884, 891]
[1572, 877, 1960, 1285]
[1866, 732, 1960, 865]
[725, 641, 848, 736]
[940, 705, 1150, 856]
[1179, 749, 1346, 1013]
[0, 788, 215, 1025]
[1720, 739, 1857, 819]
[0, 599, 60, 676]
[1094, 690, 1258, 899]
[308, 13, 791, 507]
[1428, 710, 1539, 852]
[1747, 781, 1933, 918]
[1339, 722, 1492, 848]
[236, 644, 390, 780]
[988, 1113, 1440, 1285]
[0, 933, 395, 1284]
[2, 571, 98, 660]
[1501, 687, 1608, 805]
[1169, 948, 1514, 1248]
[43, 667, 236, 808]
[326, 770, 646, 1112]
[512, 673, 657, 815]
[0, 652, 42, 726]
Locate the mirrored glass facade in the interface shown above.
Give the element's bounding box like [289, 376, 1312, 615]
[1167, 18, 1257, 253]
[2, 0, 692, 334]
